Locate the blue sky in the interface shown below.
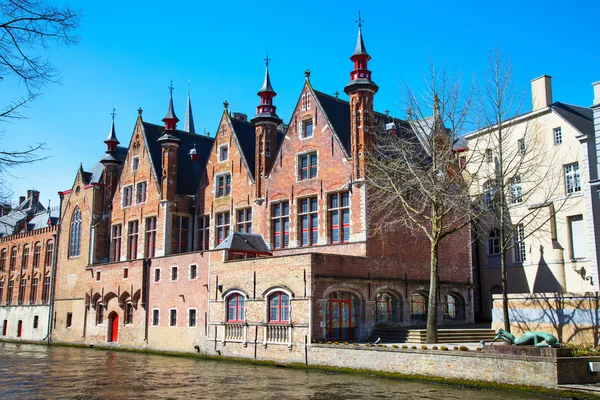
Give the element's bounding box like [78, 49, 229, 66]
[1, 0, 598, 208]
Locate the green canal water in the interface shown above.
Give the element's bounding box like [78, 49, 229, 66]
[0, 343, 554, 399]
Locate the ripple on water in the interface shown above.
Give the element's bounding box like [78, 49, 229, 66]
[0, 343, 550, 400]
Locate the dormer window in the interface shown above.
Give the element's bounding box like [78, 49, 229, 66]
[301, 120, 313, 139]
[219, 144, 229, 162]
[132, 156, 140, 171]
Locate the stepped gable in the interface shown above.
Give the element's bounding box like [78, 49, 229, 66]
[142, 122, 214, 195]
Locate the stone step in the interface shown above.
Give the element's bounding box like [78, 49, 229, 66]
[368, 327, 496, 344]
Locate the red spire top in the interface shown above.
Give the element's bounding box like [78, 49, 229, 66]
[104, 108, 120, 152]
[162, 81, 179, 130]
[349, 11, 372, 82]
[256, 52, 277, 116]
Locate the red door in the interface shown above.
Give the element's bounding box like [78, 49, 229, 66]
[108, 312, 118, 342]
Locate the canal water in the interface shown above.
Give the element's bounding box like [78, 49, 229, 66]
[0, 343, 550, 399]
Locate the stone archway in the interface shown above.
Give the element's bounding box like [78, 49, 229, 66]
[107, 311, 119, 343]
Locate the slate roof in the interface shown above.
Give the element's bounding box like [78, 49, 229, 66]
[0, 205, 58, 238]
[87, 146, 128, 185]
[141, 122, 214, 196]
[551, 102, 593, 136]
[214, 231, 271, 254]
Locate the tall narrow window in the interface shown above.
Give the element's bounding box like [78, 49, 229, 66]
[510, 175, 522, 204]
[21, 245, 29, 270]
[483, 180, 496, 209]
[32, 243, 41, 269]
[0, 249, 6, 271]
[154, 268, 161, 282]
[10, 247, 17, 271]
[132, 156, 140, 171]
[127, 220, 139, 260]
[216, 212, 230, 245]
[6, 280, 14, 305]
[18, 279, 26, 305]
[33, 315, 39, 329]
[152, 309, 160, 326]
[236, 208, 252, 234]
[122, 186, 133, 207]
[329, 192, 350, 244]
[169, 309, 177, 327]
[69, 208, 82, 257]
[271, 202, 289, 249]
[488, 229, 500, 255]
[145, 217, 157, 258]
[125, 303, 134, 324]
[564, 163, 581, 194]
[45, 240, 53, 267]
[197, 215, 210, 250]
[171, 215, 190, 254]
[513, 224, 526, 262]
[569, 215, 585, 259]
[518, 138, 526, 156]
[96, 303, 104, 325]
[269, 292, 290, 323]
[299, 197, 318, 246]
[30, 278, 38, 305]
[554, 127, 562, 145]
[111, 224, 122, 262]
[227, 294, 245, 322]
[301, 120, 313, 138]
[136, 181, 147, 204]
[0, 282, 3, 304]
[216, 174, 231, 197]
[298, 152, 318, 180]
[219, 145, 229, 162]
[485, 148, 493, 164]
[188, 309, 197, 327]
[66, 313, 72, 328]
[42, 276, 50, 304]
[170, 266, 178, 281]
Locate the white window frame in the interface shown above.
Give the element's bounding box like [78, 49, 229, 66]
[187, 308, 197, 327]
[513, 224, 526, 263]
[170, 266, 178, 282]
[564, 162, 581, 194]
[152, 309, 160, 326]
[485, 148, 493, 164]
[132, 156, 140, 172]
[300, 118, 314, 140]
[215, 172, 232, 198]
[189, 264, 198, 280]
[553, 127, 562, 145]
[510, 175, 522, 204]
[218, 144, 229, 162]
[518, 138, 526, 156]
[153, 267, 161, 283]
[122, 185, 133, 208]
[169, 308, 177, 327]
[135, 181, 147, 205]
[297, 151, 318, 181]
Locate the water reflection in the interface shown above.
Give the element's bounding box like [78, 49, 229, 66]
[0, 343, 548, 399]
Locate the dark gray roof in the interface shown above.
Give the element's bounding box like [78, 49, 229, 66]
[259, 66, 276, 94]
[184, 91, 195, 134]
[105, 119, 119, 144]
[453, 135, 468, 151]
[230, 118, 257, 179]
[352, 27, 369, 58]
[142, 122, 214, 195]
[88, 146, 128, 184]
[163, 92, 179, 121]
[214, 231, 271, 253]
[551, 102, 593, 136]
[0, 206, 59, 238]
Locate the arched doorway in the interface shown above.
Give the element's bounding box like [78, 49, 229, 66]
[376, 292, 400, 323]
[328, 291, 359, 341]
[107, 312, 119, 343]
[410, 293, 427, 323]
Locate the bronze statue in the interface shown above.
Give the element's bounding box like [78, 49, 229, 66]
[493, 328, 559, 348]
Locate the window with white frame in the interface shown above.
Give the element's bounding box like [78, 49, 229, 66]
[219, 144, 229, 162]
[122, 185, 133, 207]
[268, 291, 290, 323]
[510, 175, 522, 204]
[488, 229, 500, 255]
[152, 309, 160, 326]
[518, 139, 526, 156]
[298, 152, 317, 180]
[568, 215, 586, 259]
[189, 264, 197, 280]
[132, 156, 140, 171]
[554, 127, 562, 145]
[483, 180, 496, 209]
[169, 309, 177, 327]
[236, 208, 252, 233]
[136, 181, 147, 204]
[188, 309, 197, 327]
[170, 266, 178, 281]
[216, 174, 231, 197]
[564, 163, 581, 194]
[513, 224, 526, 263]
[227, 293, 245, 322]
[485, 148, 493, 164]
[301, 120, 313, 139]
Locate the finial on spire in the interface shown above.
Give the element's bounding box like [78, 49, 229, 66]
[162, 81, 179, 130]
[224, 100, 229, 110]
[138, 107, 143, 115]
[110, 107, 116, 121]
[104, 107, 120, 151]
[184, 81, 195, 134]
[168, 80, 174, 96]
[334, 91, 339, 99]
[265, 51, 270, 67]
[305, 69, 311, 79]
[356, 10, 363, 28]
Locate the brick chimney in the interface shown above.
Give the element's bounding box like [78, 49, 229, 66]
[531, 75, 553, 111]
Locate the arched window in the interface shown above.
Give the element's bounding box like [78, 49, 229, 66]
[442, 294, 465, 321]
[227, 293, 245, 322]
[376, 292, 399, 323]
[510, 175, 522, 204]
[483, 180, 496, 209]
[10, 247, 17, 271]
[268, 292, 290, 323]
[0, 249, 6, 271]
[21, 245, 29, 270]
[96, 302, 104, 325]
[33, 243, 41, 269]
[69, 208, 82, 257]
[488, 229, 500, 255]
[45, 240, 54, 267]
[410, 293, 427, 322]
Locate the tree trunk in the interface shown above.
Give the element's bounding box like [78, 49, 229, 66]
[500, 245, 510, 332]
[426, 239, 439, 344]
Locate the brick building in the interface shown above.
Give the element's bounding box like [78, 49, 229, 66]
[0, 190, 59, 341]
[48, 24, 474, 357]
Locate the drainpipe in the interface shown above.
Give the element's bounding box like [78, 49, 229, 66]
[47, 193, 63, 346]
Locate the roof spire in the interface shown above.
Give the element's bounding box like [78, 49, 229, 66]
[184, 80, 196, 134]
[259, 51, 275, 94]
[104, 107, 120, 151]
[352, 11, 369, 58]
[254, 53, 280, 119]
[345, 11, 377, 95]
[162, 80, 179, 130]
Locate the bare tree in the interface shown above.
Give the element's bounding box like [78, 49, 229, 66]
[472, 46, 569, 332]
[366, 61, 478, 343]
[0, 0, 81, 201]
